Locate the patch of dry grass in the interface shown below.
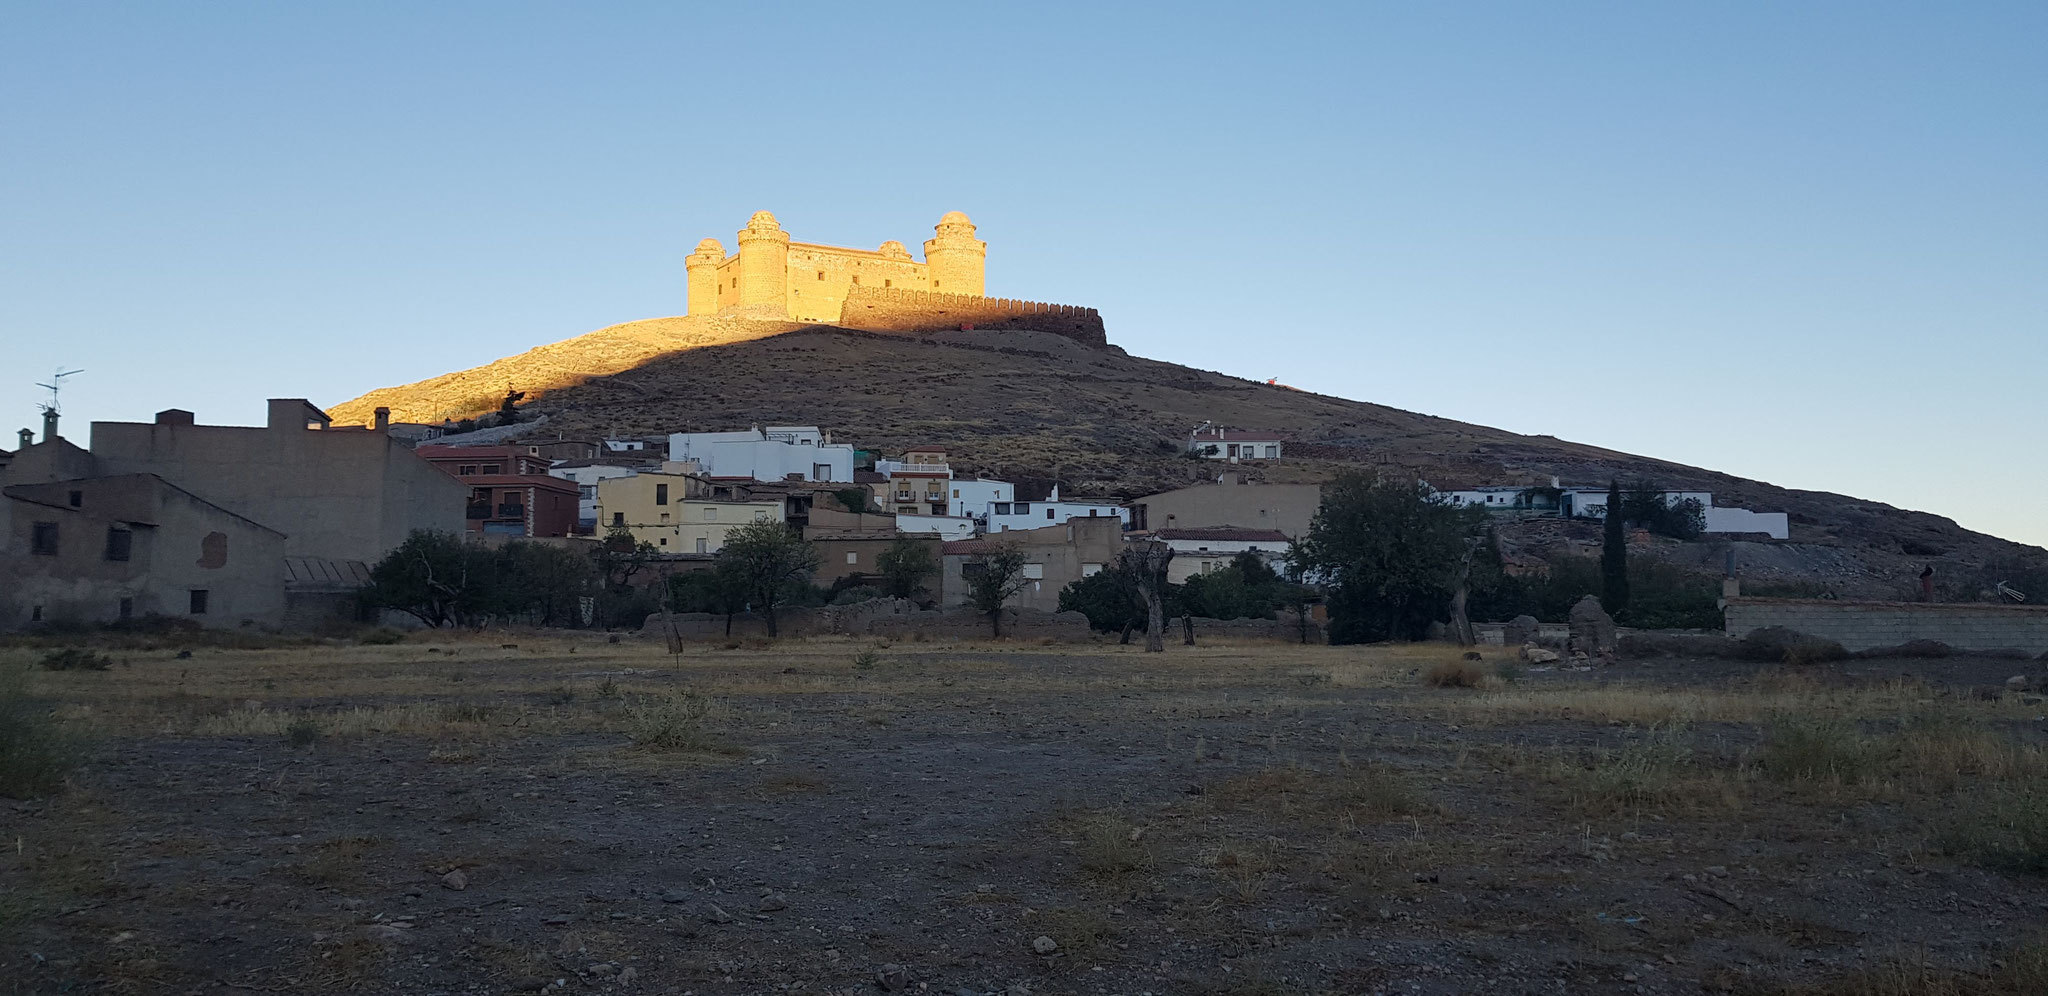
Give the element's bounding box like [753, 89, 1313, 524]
[1207, 761, 1425, 827]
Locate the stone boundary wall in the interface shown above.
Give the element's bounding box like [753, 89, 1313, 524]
[836, 286, 1107, 347]
[1724, 597, 2048, 654]
[639, 600, 1323, 643]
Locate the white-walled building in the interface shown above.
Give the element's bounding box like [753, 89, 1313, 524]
[1153, 527, 1292, 585]
[667, 426, 854, 484]
[547, 461, 645, 530]
[947, 477, 1013, 518]
[1188, 427, 1284, 462]
[985, 486, 1130, 533]
[893, 514, 977, 541]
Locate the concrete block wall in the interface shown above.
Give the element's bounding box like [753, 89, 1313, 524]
[1724, 597, 2048, 654]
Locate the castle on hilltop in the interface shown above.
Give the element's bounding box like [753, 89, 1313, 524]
[685, 211, 1105, 346]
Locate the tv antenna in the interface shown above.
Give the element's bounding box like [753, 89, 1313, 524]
[35, 367, 84, 414]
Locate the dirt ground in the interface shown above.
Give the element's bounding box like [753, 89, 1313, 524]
[5, 635, 2047, 995]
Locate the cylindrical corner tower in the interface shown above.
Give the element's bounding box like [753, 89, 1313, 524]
[923, 210, 986, 296]
[685, 238, 726, 316]
[736, 210, 790, 315]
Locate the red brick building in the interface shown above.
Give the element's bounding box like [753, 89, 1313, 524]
[414, 445, 579, 538]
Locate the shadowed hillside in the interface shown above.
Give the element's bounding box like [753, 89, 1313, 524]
[331, 319, 2045, 599]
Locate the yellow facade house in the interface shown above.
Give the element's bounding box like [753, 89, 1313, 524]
[593, 472, 783, 554]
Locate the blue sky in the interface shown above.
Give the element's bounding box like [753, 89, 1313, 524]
[3, 2, 2043, 548]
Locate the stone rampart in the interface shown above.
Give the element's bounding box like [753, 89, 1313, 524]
[1724, 597, 2048, 655]
[837, 286, 1107, 347]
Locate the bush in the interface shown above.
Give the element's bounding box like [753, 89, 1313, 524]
[1939, 788, 2048, 875]
[1423, 659, 1487, 689]
[39, 648, 112, 671]
[357, 628, 406, 646]
[1855, 639, 1952, 659]
[624, 693, 729, 753]
[0, 668, 80, 798]
[1737, 627, 1848, 666]
[283, 715, 322, 748]
[1759, 717, 1884, 784]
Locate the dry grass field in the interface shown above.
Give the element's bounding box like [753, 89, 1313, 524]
[4, 634, 2047, 995]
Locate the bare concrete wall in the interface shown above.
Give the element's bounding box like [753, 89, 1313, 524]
[1724, 597, 2048, 654]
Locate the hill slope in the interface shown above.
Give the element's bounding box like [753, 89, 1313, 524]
[332, 317, 2045, 600]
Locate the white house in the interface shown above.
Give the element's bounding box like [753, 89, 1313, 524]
[547, 461, 644, 530]
[1188, 427, 1284, 462]
[667, 425, 855, 484]
[947, 477, 1014, 518]
[984, 486, 1130, 533]
[893, 514, 978, 541]
[1152, 527, 1292, 585]
[1438, 486, 1541, 509]
[1559, 487, 1788, 540]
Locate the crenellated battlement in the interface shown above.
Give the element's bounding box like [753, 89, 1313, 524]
[685, 210, 1106, 347]
[837, 286, 1106, 346]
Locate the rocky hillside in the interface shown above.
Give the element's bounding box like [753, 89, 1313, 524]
[331, 317, 2046, 600]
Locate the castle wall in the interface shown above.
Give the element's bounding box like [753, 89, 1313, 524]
[837, 286, 1107, 347]
[783, 243, 928, 324]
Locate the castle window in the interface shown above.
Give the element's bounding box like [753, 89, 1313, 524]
[852, 276, 859, 285]
[884, 279, 892, 288]
[817, 272, 825, 281]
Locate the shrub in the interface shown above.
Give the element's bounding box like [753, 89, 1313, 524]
[624, 693, 729, 753]
[1737, 627, 1847, 666]
[1938, 789, 2048, 876]
[357, 628, 406, 646]
[1423, 659, 1487, 689]
[38, 648, 112, 671]
[283, 715, 322, 748]
[1759, 717, 1884, 784]
[0, 668, 79, 798]
[1573, 726, 1700, 812]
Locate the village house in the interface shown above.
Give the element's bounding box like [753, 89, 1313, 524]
[414, 445, 579, 539]
[667, 425, 853, 484]
[1126, 476, 1321, 538]
[1, 472, 287, 630]
[15, 401, 466, 569]
[984, 485, 1130, 532]
[547, 458, 654, 533]
[1188, 427, 1285, 462]
[593, 470, 783, 553]
[938, 516, 1123, 614]
[1152, 527, 1292, 585]
[873, 446, 954, 516]
[802, 505, 943, 593]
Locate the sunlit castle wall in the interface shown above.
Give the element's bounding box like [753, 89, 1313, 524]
[685, 211, 985, 321]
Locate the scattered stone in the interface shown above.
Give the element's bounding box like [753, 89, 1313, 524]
[2007, 675, 2029, 693]
[875, 963, 909, 991]
[1462, 651, 1482, 661]
[758, 892, 788, 912]
[1504, 615, 1541, 646]
[1032, 935, 1059, 954]
[1568, 595, 1617, 656]
[440, 869, 468, 891]
[1523, 645, 1560, 665]
[703, 903, 734, 924]
[660, 889, 691, 903]
[617, 966, 638, 986]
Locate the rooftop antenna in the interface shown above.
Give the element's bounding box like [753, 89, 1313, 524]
[35, 367, 84, 414]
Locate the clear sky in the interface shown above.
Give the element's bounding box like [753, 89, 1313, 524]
[3, 2, 2043, 548]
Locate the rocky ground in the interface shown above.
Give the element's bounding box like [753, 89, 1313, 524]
[6, 636, 2047, 995]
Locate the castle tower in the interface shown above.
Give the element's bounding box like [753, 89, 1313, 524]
[684, 238, 725, 316]
[923, 210, 986, 296]
[735, 210, 790, 315]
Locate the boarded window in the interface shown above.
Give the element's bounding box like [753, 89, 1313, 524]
[31, 521, 58, 556]
[189, 589, 209, 615]
[104, 527, 132, 562]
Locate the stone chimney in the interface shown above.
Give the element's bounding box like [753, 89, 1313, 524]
[374, 407, 391, 431]
[16, 428, 32, 450]
[41, 408, 58, 443]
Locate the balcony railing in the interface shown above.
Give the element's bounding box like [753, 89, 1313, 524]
[496, 504, 525, 518]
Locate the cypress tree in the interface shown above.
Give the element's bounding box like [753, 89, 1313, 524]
[1601, 478, 1630, 616]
